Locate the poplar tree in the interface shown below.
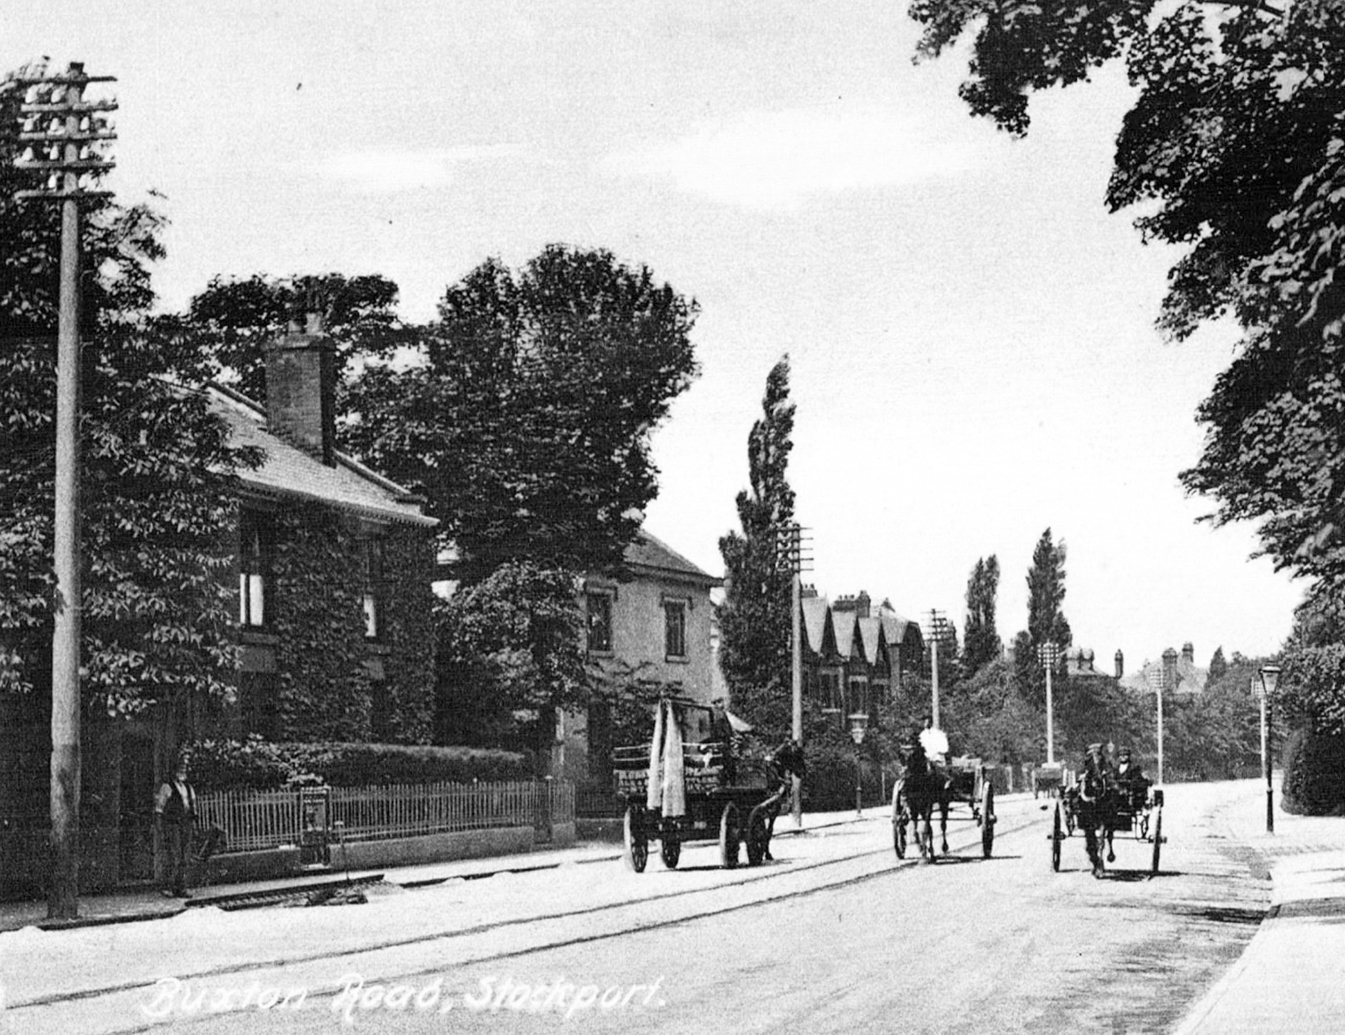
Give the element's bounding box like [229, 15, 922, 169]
[962, 555, 1002, 676]
[718, 357, 796, 736]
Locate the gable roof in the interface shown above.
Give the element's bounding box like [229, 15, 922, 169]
[878, 608, 923, 652]
[210, 384, 435, 527]
[625, 531, 722, 587]
[831, 608, 858, 658]
[857, 616, 886, 666]
[801, 595, 836, 657]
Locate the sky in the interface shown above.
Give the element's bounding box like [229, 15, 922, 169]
[7, 0, 1306, 666]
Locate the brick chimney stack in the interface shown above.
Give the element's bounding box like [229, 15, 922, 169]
[1181, 641, 1195, 665]
[265, 313, 337, 467]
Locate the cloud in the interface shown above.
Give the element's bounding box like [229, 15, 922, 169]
[600, 103, 980, 209]
[311, 144, 519, 193]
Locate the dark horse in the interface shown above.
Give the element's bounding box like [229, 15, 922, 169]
[892, 743, 950, 860]
[1074, 759, 1116, 878]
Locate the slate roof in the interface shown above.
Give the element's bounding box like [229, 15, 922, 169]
[1120, 657, 1209, 695]
[878, 608, 922, 651]
[625, 531, 722, 586]
[857, 616, 885, 666]
[209, 384, 435, 527]
[801, 596, 833, 655]
[832, 609, 858, 658]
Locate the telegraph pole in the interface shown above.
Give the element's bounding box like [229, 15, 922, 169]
[1037, 642, 1061, 764]
[777, 523, 811, 827]
[926, 610, 948, 728]
[11, 62, 117, 920]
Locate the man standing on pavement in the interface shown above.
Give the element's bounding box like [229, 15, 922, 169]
[155, 755, 198, 898]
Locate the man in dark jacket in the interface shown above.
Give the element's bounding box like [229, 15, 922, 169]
[155, 756, 198, 898]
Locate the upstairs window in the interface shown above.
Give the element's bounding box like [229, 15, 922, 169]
[664, 600, 687, 660]
[586, 592, 613, 653]
[362, 539, 383, 640]
[238, 511, 274, 628]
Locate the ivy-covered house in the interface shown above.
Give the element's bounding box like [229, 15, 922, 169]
[0, 319, 438, 897]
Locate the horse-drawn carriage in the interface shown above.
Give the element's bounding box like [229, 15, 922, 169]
[612, 697, 801, 872]
[1050, 767, 1165, 877]
[1028, 762, 1066, 799]
[892, 752, 996, 861]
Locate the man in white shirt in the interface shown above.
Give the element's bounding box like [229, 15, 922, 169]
[918, 715, 949, 765]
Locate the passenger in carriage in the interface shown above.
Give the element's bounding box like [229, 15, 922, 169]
[1113, 747, 1149, 808]
[918, 715, 949, 766]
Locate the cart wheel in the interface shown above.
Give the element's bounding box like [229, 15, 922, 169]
[1150, 806, 1163, 876]
[745, 808, 769, 866]
[660, 830, 681, 869]
[1051, 801, 1062, 872]
[980, 783, 995, 858]
[623, 806, 648, 873]
[719, 802, 741, 869]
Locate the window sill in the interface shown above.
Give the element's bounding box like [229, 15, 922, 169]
[240, 628, 280, 646]
[664, 655, 689, 665]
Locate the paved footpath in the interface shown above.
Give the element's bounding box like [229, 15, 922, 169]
[1173, 783, 1344, 1035]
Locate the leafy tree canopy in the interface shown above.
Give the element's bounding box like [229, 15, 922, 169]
[181, 272, 416, 402]
[911, 0, 1345, 589]
[1, 63, 257, 715]
[344, 244, 699, 583]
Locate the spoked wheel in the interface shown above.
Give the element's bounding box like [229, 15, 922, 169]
[660, 821, 681, 869]
[623, 805, 648, 873]
[745, 807, 770, 867]
[719, 802, 741, 869]
[1150, 806, 1163, 876]
[980, 783, 996, 858]
[1050, 801, 1062, 872]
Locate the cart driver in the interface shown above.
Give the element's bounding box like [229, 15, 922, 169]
[918, 715, 949, 767]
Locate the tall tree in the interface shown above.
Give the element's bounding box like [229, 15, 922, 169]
[1026, 528, 1072, 654]
[718, 357, 796, 736]
[344, 244, 700, 583]
[182, 272, 416, 402]
[910, 1, 1345, 592]
[1, 64, 257, 717]
[962, 554, 1002, 675]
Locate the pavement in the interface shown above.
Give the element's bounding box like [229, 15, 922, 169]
[0, 806, 870, 934]
[2, 786, 1340, 1035]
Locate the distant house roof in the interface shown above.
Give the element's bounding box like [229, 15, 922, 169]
[878, 607, 923, 652]
[857, 616, 886, 667]
[1120, 656, 1209, 695]
[624, 531, 722, 587]
[801, 596, 835, 656]
[1066, 648, 1110, 679]
[209, 384, 436, 528]
[832, 609, 858, 659]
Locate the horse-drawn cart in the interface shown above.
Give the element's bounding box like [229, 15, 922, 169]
[892, 754, 996, 861]
[1029, 762, 1066, 799]
[1050, 776, 1165, 877]
[613, 698, 797, 872]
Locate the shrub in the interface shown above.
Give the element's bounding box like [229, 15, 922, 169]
[1281, 729, 1345, 816]
[185, 737, 534, 790]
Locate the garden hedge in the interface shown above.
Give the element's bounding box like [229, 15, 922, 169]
[1281, 728, 1345, 816]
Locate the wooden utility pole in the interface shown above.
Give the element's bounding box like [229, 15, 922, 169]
[778, 524, 810, 827]
[11, 61, 117, 920]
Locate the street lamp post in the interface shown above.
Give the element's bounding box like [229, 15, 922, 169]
[1037, 643, 1060, 764]
[1258, 664, 1281, 834]
[848, 713, 869, 818]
